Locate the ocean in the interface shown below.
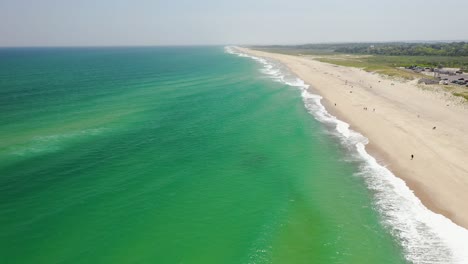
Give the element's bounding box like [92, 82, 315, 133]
[0, 46, 464, 263]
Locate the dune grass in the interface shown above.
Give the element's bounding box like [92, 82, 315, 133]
[315, 55, 423, 79]
[314, 55, 468, 79]
[453, 92, 468, 101]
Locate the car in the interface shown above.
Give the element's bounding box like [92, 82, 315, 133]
[458, 78, 464, 81]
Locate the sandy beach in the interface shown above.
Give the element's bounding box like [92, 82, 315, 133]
[237, 47, 468, 229]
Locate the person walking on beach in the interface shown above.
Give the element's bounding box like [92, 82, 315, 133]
[411, 154, 414, 160]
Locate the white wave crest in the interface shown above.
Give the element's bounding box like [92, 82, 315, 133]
[225, 46, 468, 264]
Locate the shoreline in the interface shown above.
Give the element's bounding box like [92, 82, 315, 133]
[235, 47, 468, 230]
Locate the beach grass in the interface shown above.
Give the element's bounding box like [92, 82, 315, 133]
[314, 55, 422, 79]
[318, 55, 468, 70]
[315, 55, 468, 79]
[453, 92, 468, 100]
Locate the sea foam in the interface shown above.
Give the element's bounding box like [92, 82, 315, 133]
[225, 46, 468, 264]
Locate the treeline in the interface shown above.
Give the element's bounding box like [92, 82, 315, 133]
[255, 42, 468, 56]
[334, 42, 468, 56]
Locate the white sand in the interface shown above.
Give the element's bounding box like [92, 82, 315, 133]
[238, 47, 468, 229]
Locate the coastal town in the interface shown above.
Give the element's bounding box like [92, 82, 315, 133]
[405, 65, 468, 86]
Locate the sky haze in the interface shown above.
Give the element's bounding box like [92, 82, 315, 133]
[1, 0, 467, 46]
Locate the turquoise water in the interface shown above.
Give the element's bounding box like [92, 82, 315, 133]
[0, 47, 406, 263]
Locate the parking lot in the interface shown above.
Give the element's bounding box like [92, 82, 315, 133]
[440, 74, 468, 86]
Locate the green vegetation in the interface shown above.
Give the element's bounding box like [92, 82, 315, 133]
[315, 55, 422, 79]
[453, 92, 468, 101]
[315, 55, 468, 79]
[253, 42, 468, 71]
[334, 42, 468, 56]
[255, 42, 468, 57]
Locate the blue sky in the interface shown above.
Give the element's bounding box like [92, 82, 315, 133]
[1, 0, 467, 46]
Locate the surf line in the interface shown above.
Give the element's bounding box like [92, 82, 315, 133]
[225, 46, 468, 264]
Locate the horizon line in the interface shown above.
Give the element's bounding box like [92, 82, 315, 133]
[1, 39, 467, 49]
